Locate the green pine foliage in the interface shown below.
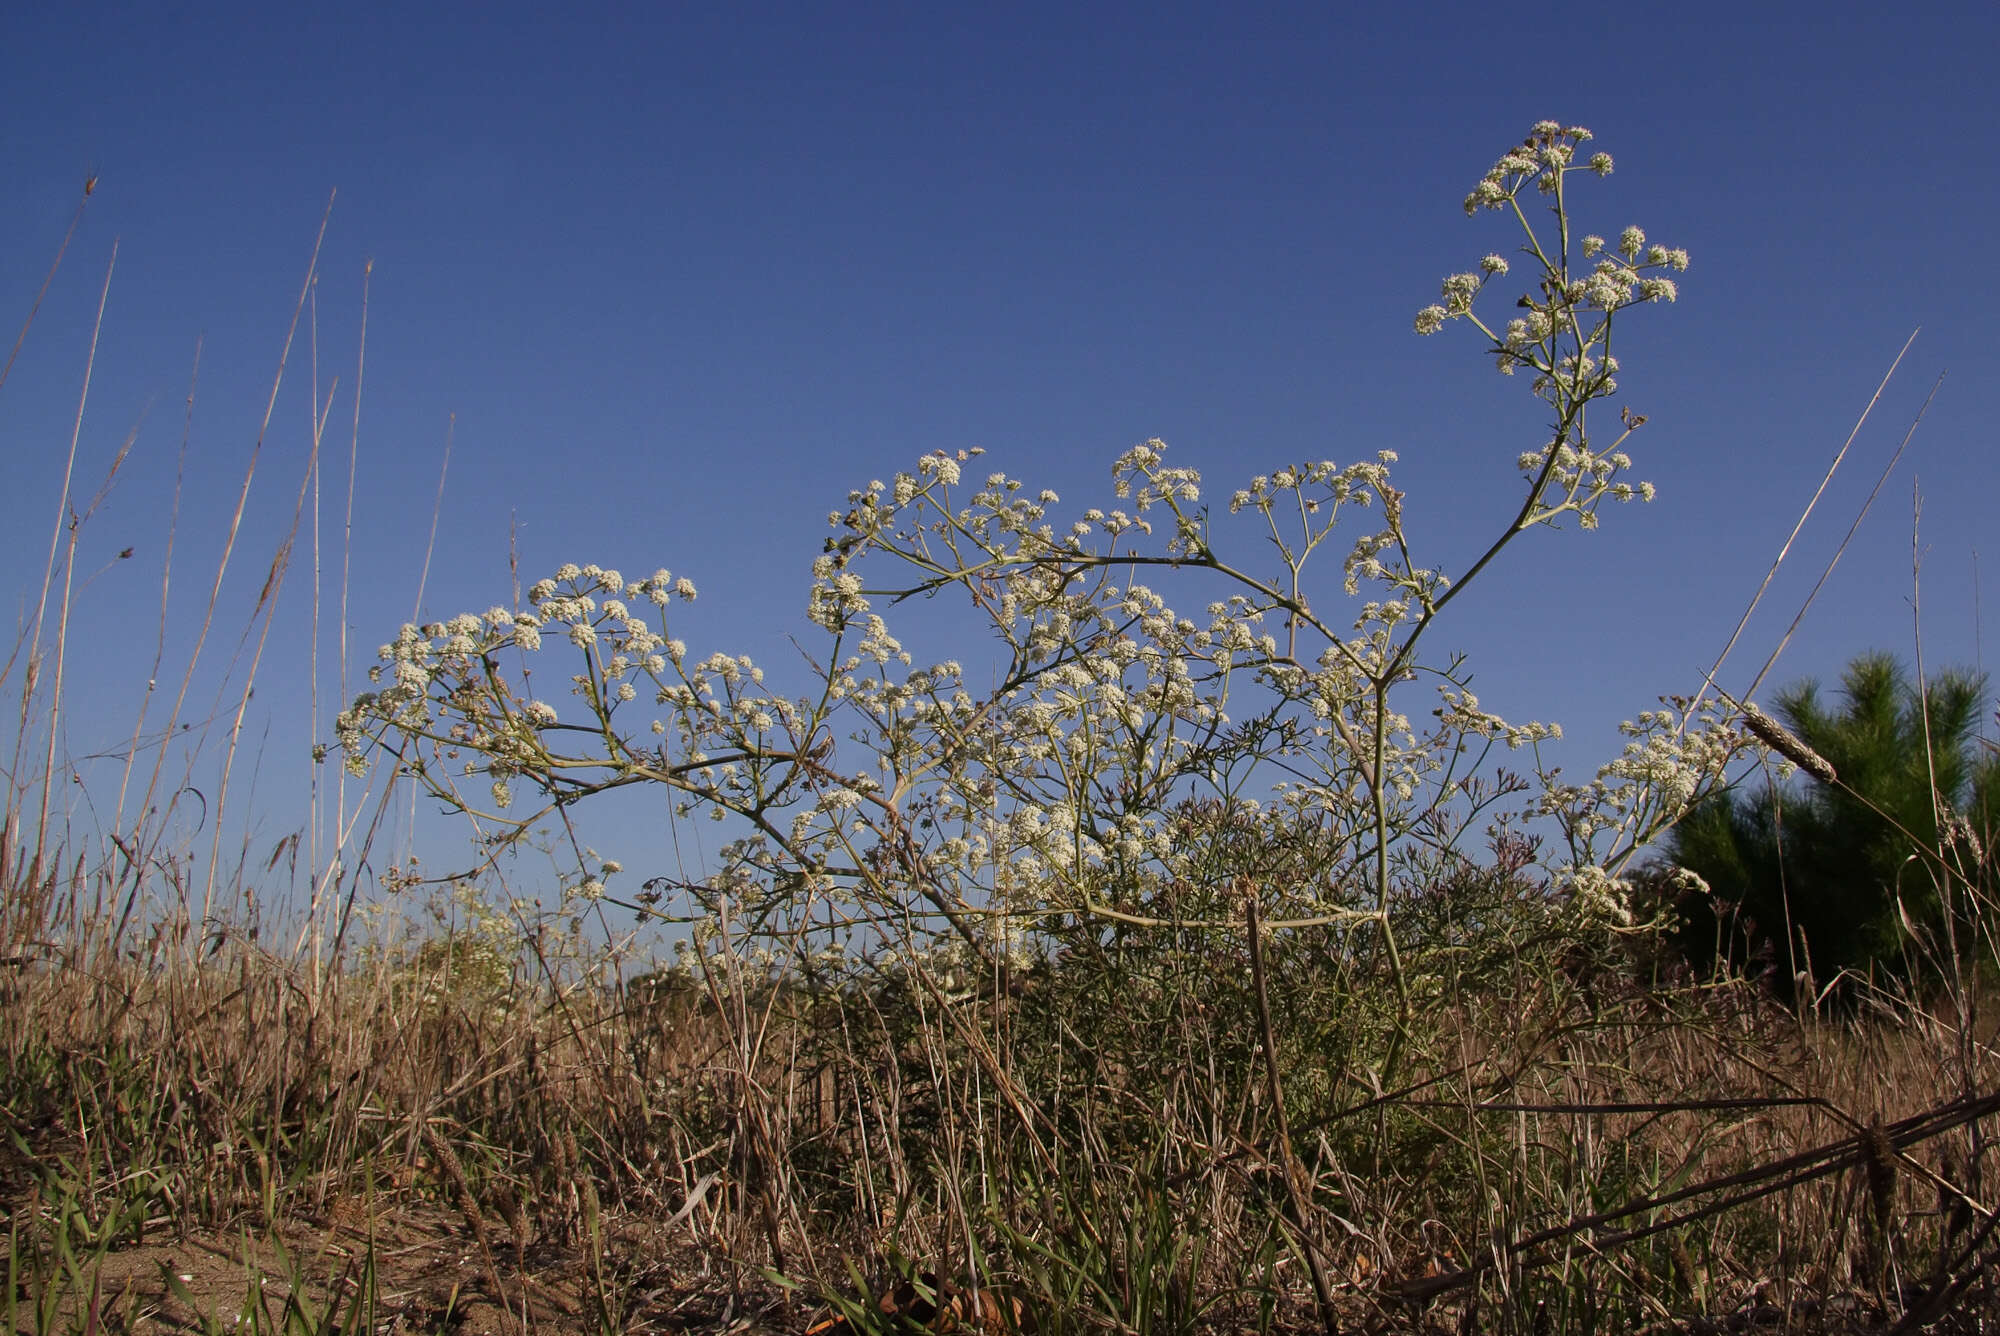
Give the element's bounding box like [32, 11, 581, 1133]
[1668, 651, 2000, 990]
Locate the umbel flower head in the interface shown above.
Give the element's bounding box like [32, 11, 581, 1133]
[1417, 121, 1687, 343]
[1463, 120, 1610, 215]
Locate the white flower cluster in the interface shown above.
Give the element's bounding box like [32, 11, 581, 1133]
[337, 562, 742, 814]
[1537, 700, 1747, 867]
[1435, 688, 1561, 751]
[1461, 121, 1612, 217]
[1410, 123, 1690, 536]
[1558, 862, 1636, 929]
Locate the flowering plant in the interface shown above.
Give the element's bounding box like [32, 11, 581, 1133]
[338, 123, 1751, 1054]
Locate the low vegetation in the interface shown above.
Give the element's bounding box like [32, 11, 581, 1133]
[4, 121, 1996, 1334]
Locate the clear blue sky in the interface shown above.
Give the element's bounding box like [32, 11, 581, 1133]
[5, 3, 1996, 902]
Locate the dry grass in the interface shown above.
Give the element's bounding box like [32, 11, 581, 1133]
[5, 858, 1999, 1333]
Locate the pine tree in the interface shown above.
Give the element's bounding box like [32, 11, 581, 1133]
[1667, 651, 2000, 990]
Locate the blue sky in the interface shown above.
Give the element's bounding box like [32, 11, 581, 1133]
[5, 3, 1997, 908]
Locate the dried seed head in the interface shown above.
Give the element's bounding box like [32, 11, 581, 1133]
[1863, 1115, 1898, 1275]
[1865, 1119, 1897, 1219]
[1742, 703, 1837, 785]
[1941, 808, 1986, 865]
